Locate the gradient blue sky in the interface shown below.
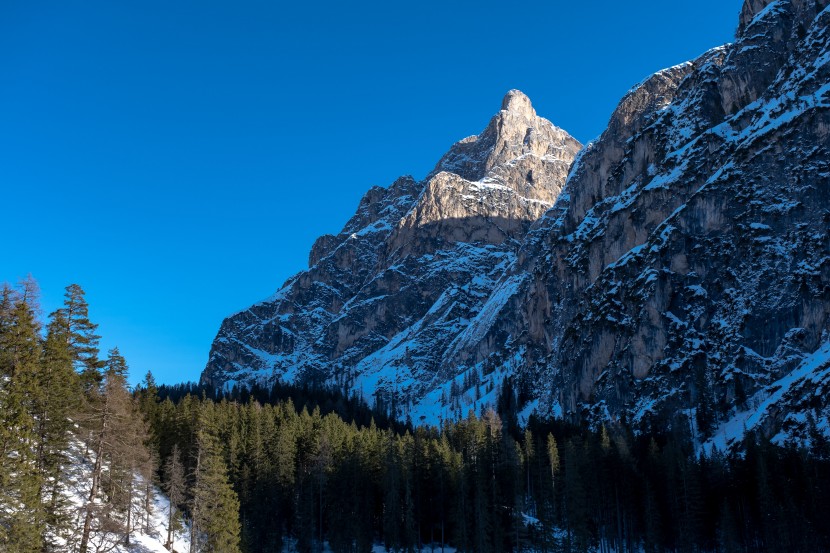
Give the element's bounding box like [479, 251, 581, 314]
[1, 0, 743, 386]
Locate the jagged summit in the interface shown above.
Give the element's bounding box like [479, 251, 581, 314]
[201, 91, 581, 420]
[500, 89, 535, 118]
[430, 90, 580, 198]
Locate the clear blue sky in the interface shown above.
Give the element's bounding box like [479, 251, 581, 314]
[1, 0, 744, 386]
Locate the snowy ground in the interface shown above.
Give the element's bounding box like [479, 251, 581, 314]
[52, 437, 191, 553]
[703, 341, 830, 455]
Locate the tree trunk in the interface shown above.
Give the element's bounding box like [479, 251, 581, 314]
[126, 476, 133, 546]
[79, 434, 105, 553]
[190, 445, 202, 553]
[166, 501, 174, 551]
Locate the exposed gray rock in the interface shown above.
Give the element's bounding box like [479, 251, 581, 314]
[202, 91, 581, 423]
[204, 0, 830, 445]
[447, 0, 830, 445]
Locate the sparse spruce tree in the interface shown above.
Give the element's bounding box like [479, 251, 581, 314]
[78, 349, 151, 553]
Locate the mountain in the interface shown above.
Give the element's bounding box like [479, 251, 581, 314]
[441, 0, 830, 445]
[202, 90, 582, 423]
[203, 0, 830, 445]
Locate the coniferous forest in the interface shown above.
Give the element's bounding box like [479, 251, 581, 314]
[2, 279, 830, 553]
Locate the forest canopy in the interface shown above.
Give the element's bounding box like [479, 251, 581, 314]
[2, 278, 829, 553]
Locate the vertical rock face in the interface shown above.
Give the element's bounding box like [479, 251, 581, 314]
[201, 91, 582, 422]
[204, 0, 830, 444]
[448, 0, 830, 445]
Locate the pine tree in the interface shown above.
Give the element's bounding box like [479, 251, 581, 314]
[54, 284, 103, 388]
[191, 403, 242, 553]
[36, 308, 81, 547]
[547, 432, 560, 527]
[115, 396, 154, 547]
[382, 431, 403, 552]
[546, 434, 560, 481]
[0, 290, 46, 553]
[105, 347, 129, 380]
[138, 370, 161, 448]
[694, 356, 716, 438]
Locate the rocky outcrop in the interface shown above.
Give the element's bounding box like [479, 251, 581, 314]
[431, 90, 576, 199]
[201, 91, 581, 422]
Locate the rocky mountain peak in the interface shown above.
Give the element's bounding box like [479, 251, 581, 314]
[500, 89, 536, 119]
[386, 92, 581, 258]
[430, 90, 581, 191]
[201, 91, 582, 419]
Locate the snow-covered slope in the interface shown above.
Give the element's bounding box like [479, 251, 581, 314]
[704, 340, 830, 453]
[204, 0, 830, 445]
[55, 439, 190, 553]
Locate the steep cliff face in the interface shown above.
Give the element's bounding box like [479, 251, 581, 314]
[449, 0, 830, 444]
[202, 90, 581, 422]
[204, 0, 830, 444]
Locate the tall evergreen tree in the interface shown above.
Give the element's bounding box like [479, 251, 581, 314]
[138, 370, 161, 447]
[36, 308, 81, 547]
[0, 290, 46, 553]
[54, 284, 102, 388]
[547, 432, 561, 524]
[191, 403, 242, 553]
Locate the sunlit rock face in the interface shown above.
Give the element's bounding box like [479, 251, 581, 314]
[202, 90, 581, 423]
[205, 0, 830, 445]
